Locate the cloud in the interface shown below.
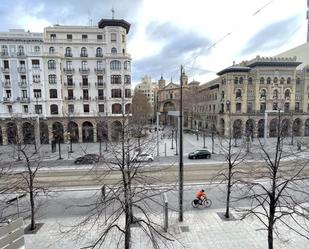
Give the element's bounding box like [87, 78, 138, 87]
[241, 15, 302, 55]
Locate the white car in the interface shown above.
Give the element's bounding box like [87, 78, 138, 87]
[134, 153, 154, 162]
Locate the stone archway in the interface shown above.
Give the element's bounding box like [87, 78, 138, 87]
[97, 121, 108, 141]
[305, 119, 309, 136]
[82, 121, 94, 142]
[7, 122, 17, 144]
[269, 119, 278, 137]
[40, 122, 49, 144]
[257, 119, 264, 138]
[22, 122, 35, 144]
[163, 101, 176, 126]
[219, 118, 225, 136]
[111, 121, 122, 141]
[233, 119, 242, 138]
[52, 122, 64, 143]
[281, 119, 290, 137]
[292, 118, 302, 137]
[245, 119, 255, 139]
[68, 121, 79, 143]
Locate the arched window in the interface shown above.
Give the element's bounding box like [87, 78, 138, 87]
[239, 77, 243, 84]
[49, 47, 55, 54]
[267, 77, 271, 84]
[280, 77, 285, 84]
[248, 77, 253, 84]
[260, 89, 266, 98]
[34, 46, 40, 52]
[111, 47, 117, 54]
[273, 77, 278, 83]
[112, 103, 122, 114]
[236, 89, 242, 98]
[49, 74, 57, 84]
[273, 89, 278, 99]
[285, 89, 290, 99]
[234, 77, 238, 84]
[48, 60, 56, 69]
[287, 77, 291, 84]
[80, 47, 87, 57]
[50, 104, 58, 114]
[296, 77, 301, 84]
[124, 61, 131, 70]
[96, 47, 103, 57]
[260, 77, 265, 84]
[65, 47, 72, 57]
[110, 60, 121, 70]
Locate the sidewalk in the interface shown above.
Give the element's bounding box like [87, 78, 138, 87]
[24, 208, 308, 249]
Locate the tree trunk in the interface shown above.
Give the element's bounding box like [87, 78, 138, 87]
[267, 224, 273, 249]
[29, 176, 36, 230]
[225, 163, 232, 218]
[125, 207, 131, 249]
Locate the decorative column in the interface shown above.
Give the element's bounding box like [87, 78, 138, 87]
[78, 125, 83, 143]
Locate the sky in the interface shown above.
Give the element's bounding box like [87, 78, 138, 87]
[0, 0, 307, 86]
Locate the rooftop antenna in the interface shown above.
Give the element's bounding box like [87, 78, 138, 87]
[307, 0, 309, 42]
[111, 6, 115, 19]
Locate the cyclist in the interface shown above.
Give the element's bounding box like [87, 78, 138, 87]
[196, 189, 206, 204]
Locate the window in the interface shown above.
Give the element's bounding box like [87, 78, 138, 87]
[235, 89, 242, 98]
[4, 75, 10, 84]
[66, 61, 72, 69]
[273, 77, 278, 83]
[98, 104, 104, 113]
[248, 77, 253, 84]
[110, 60, 121, 70]
[97, 61, 103, 70]
[273, 102, 278, 110]
[83, 89, 89, 99]
[32, 60, 40, 68]
[68, 89, 74, 99]
[65, 47, 72, 57]
[260, 103, 266, 113]
[236, 103, 241, 112]
[111, 75, 121, 84]
[49, 74, 57, 84]
[111, 47, 117, 54]
[23, 105, 28, 113]
[124, 61, 130, 70]
[96, 47, 103, 57]
[260, 89, 266, 98]
[267, 77, 271, 84]
[234, 77, 238, 84]
[273, 89, 278, 99]
[247, 102, 253, 113]
[81, 47, 87, 57]
[97, 35, 102, 40]
[287, 77, 291, 84]
[67, 34, 72, 40]
[81, 61, 87, 70]
[1, 45, 8, 55]
[122, 34, 125, 43]
[49, 89, 58, 98]
[22, 90, 27, 98]
[33, 74, 40, 83]
[83, 104, 89, 113]
[112, 103, 122, 114]
[111, 33, 117, 42]
[221, 91, 225, 100]
[67, 75, 73, 85]
[295, 102, 300, 112]
[285, 89, 290, 99]
[124, 75, 131, 84]
[17, 46, 24, 55]
[50, 34, 56, 40]
[82, 76, 88, 86]
[239, 77, 243, 84]
[111, 89, 122, 98]
[125, 89, 131, 98]
[280, 77, 284, 84]
[97, 75, 103, 84]
[296, 78, 301, 84]
[284, 103, 290, 112]
[3, 60, 9, 69]
[6, 90, 11, 98]
[82, 34, 88, 41]
[98, 89, 104, 100]
[49, 47, 55, 54]
[68, 104, 74, 113]
[260, 77, 265, 84]
[34, 46, 40, 52]
[19, 60, 25, 68]
[33, 89, 41, 98]
[50, 104, 58, 114]
[21, 75, 26, 83]
[48, 60, 56, 69]
[35, 105, 42, 114]
[7, 105, 12, 113]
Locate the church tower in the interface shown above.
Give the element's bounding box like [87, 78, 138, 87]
[158, 74, 166, 89]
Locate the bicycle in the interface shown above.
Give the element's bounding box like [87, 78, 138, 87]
[191, 198, 212, 208]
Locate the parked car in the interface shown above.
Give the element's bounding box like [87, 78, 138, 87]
[188, 150, 211, 159]
[74, 154, 100, 164]
[134, 153, 154, 162]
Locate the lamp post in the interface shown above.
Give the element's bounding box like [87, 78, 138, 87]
[226, 100, 231, 138]
[156, 112, 160, 157]
[171, 128, 174, 149]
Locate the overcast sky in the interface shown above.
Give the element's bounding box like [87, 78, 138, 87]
[0, 0, 306, 86]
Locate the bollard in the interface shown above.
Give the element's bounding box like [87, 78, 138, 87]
[163, 193, 168, 232]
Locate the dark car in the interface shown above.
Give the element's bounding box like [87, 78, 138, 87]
[74, 154, 100, 164]
[188, 150, 211, 159]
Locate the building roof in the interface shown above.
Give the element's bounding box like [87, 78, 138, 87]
[98, 19, 130, 34]
[217, 65, 251, 76]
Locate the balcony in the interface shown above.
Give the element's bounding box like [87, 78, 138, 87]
[1, 67, 10, 73]
[63, 68, 75, 74]
[0, 51, 9, 57]
[17, 97, 30, 103]
[65, 53, 73, 57]
[94, 68, 105, 75]
[96, 96, 105, 102]
[80, 96, 90, 101]
[2, 81, 11, 88]
[79, 68, 90, 75]
[64, 82, 75, 88]
[19, 81, 27, 88]
[17, 67, 27, 73]
[96, 53, 103, 58]
[80, 82, 90, 88]
[80, 53, 88, 57]
[17, 52, 26, 58]
[65, 96, 76, 101]
[95, 82, 105, 88]
[3, 97, 12, 102]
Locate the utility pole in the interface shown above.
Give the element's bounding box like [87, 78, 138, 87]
[179, 65, 184, 222]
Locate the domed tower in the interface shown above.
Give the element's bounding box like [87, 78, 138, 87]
[158, 74, 166, 89]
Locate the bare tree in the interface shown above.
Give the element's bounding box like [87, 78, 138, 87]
[237, 111, 309, 249]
